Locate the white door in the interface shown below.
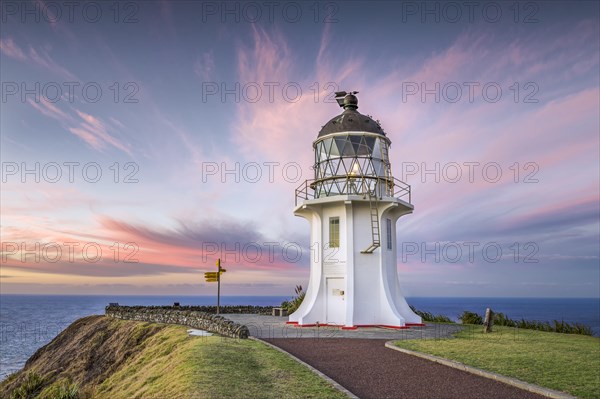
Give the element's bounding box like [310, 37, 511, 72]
[326, 278, 345, 325]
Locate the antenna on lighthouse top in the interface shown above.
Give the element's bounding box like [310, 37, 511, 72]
[335, 91, 359, 110]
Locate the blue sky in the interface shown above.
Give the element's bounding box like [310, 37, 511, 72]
[1, 1, 599, 297]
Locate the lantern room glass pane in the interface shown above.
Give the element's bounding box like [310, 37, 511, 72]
[334, 136, 347, 156]
[356, 143, 370, 156]
[349, 136, 362, 153]
[364, 159, 375, 175]
[325, 160, 336, 177]
[322, 138, 333, 157]
[330, 139, 341, 157]
[364, 136, 376, 150]
[373, 159, 385, 176]
[342, 139, 355, 156]
[372, 138, 382, 159]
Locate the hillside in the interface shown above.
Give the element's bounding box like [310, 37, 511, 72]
[0, 316, 346, 399]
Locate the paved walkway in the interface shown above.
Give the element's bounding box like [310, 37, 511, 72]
[222, 316, 549, 398]
[264, 338, 548, 399]
[223, 314, 463, 339]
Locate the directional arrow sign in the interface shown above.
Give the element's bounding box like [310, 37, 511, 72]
[205, 272, 219, 278]
[205, 278, 219, 282]
[219, 269, 226, 273]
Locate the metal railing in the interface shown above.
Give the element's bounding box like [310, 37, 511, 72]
[295, 175, 411, 206]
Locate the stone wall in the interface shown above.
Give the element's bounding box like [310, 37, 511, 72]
[107, 305, 274, 315]
[105, 305, 249, 339]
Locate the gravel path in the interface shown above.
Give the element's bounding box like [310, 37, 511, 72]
[224, 314, 463, 339]
[264, 338, 548, 399]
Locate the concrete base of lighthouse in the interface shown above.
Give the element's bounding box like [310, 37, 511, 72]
[288, 195, 422, 328]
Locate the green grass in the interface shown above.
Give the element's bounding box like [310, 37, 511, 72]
[38, 379, 80, 399]
[95, 325, 346, 399]
[8, 372, 45, 399]
[395, 325, 600, 399]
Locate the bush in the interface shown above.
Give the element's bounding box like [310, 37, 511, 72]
[492, 312, 592, 335]
[56, 382, 79, 399]
[400, 307, 593, 336]
[10, 372, 45, 399]
[459, 311, 483, 325]
[282, 285, 305, 314]
[409, 305, 453, 323]
[493, 312, 516, 327]
[39, 380, 80, 399]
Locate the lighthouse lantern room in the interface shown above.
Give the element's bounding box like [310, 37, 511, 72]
[289, 91, 421, 328]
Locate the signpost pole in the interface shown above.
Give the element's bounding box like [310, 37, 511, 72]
[217, 258, 221, 315]
[204, 260, 225, 314]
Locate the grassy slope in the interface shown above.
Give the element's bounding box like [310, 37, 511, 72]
[1, 316, 346, 399]
[97, 329, 346, 399]
[395, 325, 600, 399]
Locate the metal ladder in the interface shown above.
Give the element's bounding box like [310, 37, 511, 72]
[361, 140, 392, 254]
[361, 189, 380, 254]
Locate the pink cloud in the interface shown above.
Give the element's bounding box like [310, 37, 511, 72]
[26, 100, 132, 155]
[72, 110, 130, 154]
[0, 37, 78, 80]
[92, 216, 302, 272]
[27, 98, 71, 121]
[1, 211, 305, 279]
[67, 127, 103, 149]
[501, 193, 599, 230]
[0, 38, 26, 61]
[232, 26, 365, 172]
[228, 24, 598, 234]
[27, 46, 78, 81]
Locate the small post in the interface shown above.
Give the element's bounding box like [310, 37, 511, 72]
[483, 307, 494, 333]
[217, 258, 221, 315]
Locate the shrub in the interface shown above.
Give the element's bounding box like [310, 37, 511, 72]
[409, 305, 453, 323]
[56, 382, 79, 399]
[492, 312, 592, 335]
[282, 285, 305, 314]
[459, 311, 483, 325]
[10, 372, 45, 399]
[493, 312, 516, 327]
[38, 380, 80, 399]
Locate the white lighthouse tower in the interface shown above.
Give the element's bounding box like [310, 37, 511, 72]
[289, 91, 422, 329]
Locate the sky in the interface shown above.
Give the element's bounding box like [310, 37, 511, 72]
[0, 0, 598, 297]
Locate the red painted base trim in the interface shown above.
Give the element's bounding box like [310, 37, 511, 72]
[405, 323, 426, 327]
[288, 323, 329, 327]
[377, 325, 410, 330]
[351, 324, 377, 328]
[288, 323, 415, 330]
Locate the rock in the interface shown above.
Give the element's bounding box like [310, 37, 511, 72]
[483, 308, 494, 333]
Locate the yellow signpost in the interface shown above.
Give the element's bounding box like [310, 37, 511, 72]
[204, 258, 226, 314]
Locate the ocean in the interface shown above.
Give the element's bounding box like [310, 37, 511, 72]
[1, 295, 598, 380]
